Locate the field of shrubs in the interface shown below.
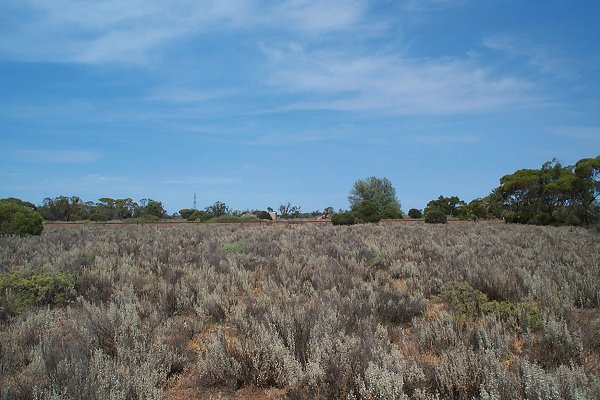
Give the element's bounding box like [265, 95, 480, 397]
[1, 222, 599, 399]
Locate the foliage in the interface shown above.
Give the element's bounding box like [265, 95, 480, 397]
[139, 199, 167, 218]
[0, 198, 44, 236]
[349, 177, 402, 221]
[437, 282, 543, 330]
[187, 210, 211, 222]
[222, 240, 246, 254]
[179, 208, 196, 219]
[88, 213, 109, 222]
[408, 208, 423, 219]
[253, 210, 272, 220]
[495, 156, 600, 226]
[425, 195, 466, 217]
[352, 199, 382, 223]
[424, 208, 447, 224]
[331, 211, 358, 225]
[206, 201, 231, 218]
[0, 270, 76, 318]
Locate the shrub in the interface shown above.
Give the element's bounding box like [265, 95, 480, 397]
[408, 208, 423, 219]
[88, 213, 109, 222]
[187, 210, 211, 222]
[381, 205, 403, 219]
[178, 209, 196, 219]
[254, 210, 272, 220]
[352, 200, 381, 223]
[0, 198, 44, 236]
[223, 240, 246, 254]
[331, 211, 358, 225]
[424, 208, 447, 224]
[529, 212, 553, 226]
[0, 270, 77, 318]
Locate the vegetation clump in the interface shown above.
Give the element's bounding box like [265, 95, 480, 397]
[424, 208, 447, 224]
[0, 198, 43, 236]
[0, 270, 76, 319]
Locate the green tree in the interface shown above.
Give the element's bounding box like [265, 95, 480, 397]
[408, 208, 423, 219]
[348, 177, 402, 221]
[39, 196, 84, 221]
[206, 201, 230, 218]
[139, 199, 166, 218]
[0, 198, 44, 236]
[424, 195, 466, 217]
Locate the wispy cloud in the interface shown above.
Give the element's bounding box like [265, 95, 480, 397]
[0, 0, 367, 64]
[483, 34, 574, 78]
[261, 47, 537, 115]
[11, 149, 101, 163]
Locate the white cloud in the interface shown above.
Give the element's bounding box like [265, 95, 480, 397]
[262, 48, 536, 115]
[0, 0, 366, 64]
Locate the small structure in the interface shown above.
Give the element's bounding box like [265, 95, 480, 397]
[269, 212, 277, 221]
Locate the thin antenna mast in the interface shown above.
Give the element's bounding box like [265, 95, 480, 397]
[193, 193, 197, 210]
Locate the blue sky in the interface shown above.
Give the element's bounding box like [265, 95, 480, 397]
[1, 0, 599, 214]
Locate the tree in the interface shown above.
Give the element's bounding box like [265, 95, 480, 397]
[140, 199, 166, 218]
[0, 198, 43, 236]
[278, 202, 300, 219]
[348, 177, 402, 220]
[324, 207, 335, 216]
[408, 208, 423, 219]
[206, 201, 230, 218]
[424, 195, 466, 217]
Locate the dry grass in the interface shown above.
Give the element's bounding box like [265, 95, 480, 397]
[1, 223, 599, 399]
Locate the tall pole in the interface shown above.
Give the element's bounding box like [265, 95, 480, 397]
[193, 193, 197, 210]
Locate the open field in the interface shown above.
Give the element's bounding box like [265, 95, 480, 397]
[1, 223, 599, 399]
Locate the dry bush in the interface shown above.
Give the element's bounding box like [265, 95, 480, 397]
[0, 223, 599, 399]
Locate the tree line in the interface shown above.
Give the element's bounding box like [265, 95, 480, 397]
[1, 155, 598, 235]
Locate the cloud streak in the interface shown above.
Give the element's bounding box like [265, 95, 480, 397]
[262, 48, 537, 115]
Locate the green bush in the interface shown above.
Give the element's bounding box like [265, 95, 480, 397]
[206, 215, 242, 223]
[331, 212, 358, 225]
[529, 212, 553, 226]
[436, 282, 543, 330]
[179, 209, 196, 219]
[408, 208, 423, 219]
[424, 208, 447, 224]
[0, 198, 44, 236]
[187, 210, 211, 222]
[223, 240, 246, 254]
[381, 205, 403, 219]
[239, 213, 260, 222]
[352, 200, 381, 223]
[89, 213, 109, 222]
[126, 215, 160, 223]
[0, 270, 77, 318]
[254, 210, 272, 220]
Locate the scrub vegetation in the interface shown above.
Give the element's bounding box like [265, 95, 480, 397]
[1, 223, 599, 399]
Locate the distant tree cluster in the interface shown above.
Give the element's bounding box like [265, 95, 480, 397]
[38, 196, 167, 222]
[492, 156, 600, 226]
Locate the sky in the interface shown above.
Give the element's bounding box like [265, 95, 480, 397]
[1, 0, 600, 214]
